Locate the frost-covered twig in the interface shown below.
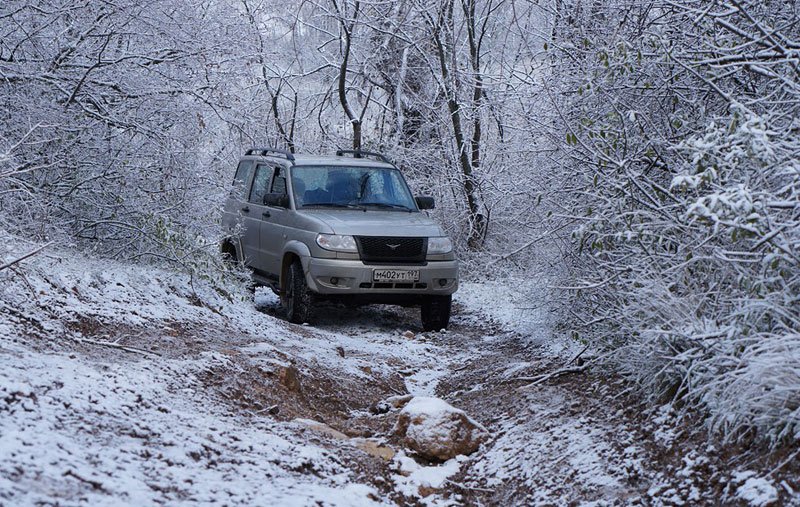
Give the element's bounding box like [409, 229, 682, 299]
[0, 242, 53, 271]
[488, 222, 573, 265]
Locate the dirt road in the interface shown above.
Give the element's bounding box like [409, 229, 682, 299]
[197, 288, 772, 505]
[2, 257, 793, 505]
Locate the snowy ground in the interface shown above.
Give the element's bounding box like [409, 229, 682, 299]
[1, 246, 798, 506]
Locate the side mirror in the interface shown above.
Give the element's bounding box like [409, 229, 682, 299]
[263, 192, 289, 208]
[415, 196, 435, 210]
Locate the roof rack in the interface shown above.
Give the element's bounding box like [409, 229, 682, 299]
[335, 149, 391, 164]
[245, 147, 295, 161]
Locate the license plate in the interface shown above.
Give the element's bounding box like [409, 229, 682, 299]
[373, 269, 420, 282]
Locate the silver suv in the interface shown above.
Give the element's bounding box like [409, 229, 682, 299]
[221, 148, 458, 330]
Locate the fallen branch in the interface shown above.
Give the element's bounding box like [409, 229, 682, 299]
[384, 383, 405, 395]
[63, 469, 106, 491]
[0, 241, 54, 271]
[452, 362, 472, 372]
[445, 479, 494, 493]
[74, 337, 162, 358]
[565, 343, 590, 366]
[254, 404, 281, 415]
[9, 265, 38, 299]
[768, 447, 800, 477]
[502, 344, 591, 386]
[515, 364, 591, 390]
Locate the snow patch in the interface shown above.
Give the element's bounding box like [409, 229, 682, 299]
[0, 349, 384, 506]
[391, 451, 465, 505]
[734, 473, 779, 507]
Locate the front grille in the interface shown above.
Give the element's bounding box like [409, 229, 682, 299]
[355, 236, 427, 264]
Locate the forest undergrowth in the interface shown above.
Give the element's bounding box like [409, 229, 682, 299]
[1, 0, 797, 458]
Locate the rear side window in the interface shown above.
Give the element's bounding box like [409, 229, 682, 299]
[249, 164, 272, 204]
[231, 160, 254, 199]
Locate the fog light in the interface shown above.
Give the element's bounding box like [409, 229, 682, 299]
[330, 277, 339, 285]
[438, 279, 448, 287]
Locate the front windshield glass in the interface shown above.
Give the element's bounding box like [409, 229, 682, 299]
[291, 166, 417, 211]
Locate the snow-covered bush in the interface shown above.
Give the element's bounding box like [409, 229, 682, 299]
[0, 1, 239, 270]
[547, 1, 800, 448]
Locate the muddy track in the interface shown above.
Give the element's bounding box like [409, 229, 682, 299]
[6, 254, 797, 506]
[26, 287, 795, 506]
[164, 295, 788, 506]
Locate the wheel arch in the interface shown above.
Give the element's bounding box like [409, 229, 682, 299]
[281, 240, 312, 292]
[220, 236, 242, 261]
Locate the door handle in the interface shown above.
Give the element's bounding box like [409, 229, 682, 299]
[262, 211, 271, 218]
[241, 206, 250, 213]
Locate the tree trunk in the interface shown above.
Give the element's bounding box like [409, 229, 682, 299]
[352, 120, 362, 151]
[431, 0, 486, 249]
[335, 0, 362, 152]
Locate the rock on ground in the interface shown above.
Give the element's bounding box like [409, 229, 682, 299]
[394, 396, 488, 461]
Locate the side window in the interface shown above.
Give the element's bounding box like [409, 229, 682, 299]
[249, 164, 272, 204]
[271, 166, 287, 195]
[231, 160, 254, 199]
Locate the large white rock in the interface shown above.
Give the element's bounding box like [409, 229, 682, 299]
[393, 397, 488, 461]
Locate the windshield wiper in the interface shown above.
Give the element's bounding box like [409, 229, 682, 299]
[303, 202, 365, 210]
[359, 202, 414, 211]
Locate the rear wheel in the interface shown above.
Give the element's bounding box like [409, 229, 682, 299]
[220, 240, 239, 266]
[222, 240, 262, 292]
[421, 295, 452, 331]
[282, 260, 312, 324]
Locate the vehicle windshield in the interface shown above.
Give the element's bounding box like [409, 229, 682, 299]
[291, 166, 417, 211]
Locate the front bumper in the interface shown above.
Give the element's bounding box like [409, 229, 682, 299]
[303, 257, 458, 295]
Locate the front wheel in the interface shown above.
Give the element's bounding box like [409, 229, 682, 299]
[421, 295, 452, 331]
[282, 260, 312, 324]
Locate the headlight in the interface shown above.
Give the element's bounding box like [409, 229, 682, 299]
[316, 234, 358, 253]
[427, 236, 453, 255]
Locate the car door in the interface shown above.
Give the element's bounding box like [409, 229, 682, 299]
[241, 163, 273, 271]
[224, 159, 254, 256]
[260, 165, 292, 276]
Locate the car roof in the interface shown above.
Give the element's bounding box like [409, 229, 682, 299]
[242, 153, 395, 169]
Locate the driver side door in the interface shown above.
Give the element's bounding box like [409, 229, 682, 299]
[260, 165, 291, 276]
[241, 163, 273, 272]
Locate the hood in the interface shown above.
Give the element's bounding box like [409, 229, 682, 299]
[301, 209, 445, 237]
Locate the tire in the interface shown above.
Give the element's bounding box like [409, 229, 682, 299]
[282, 260, 312, 324]
[421, 295, 452, 331]
[222, 241, 259, 292]
[220, 240, 239, 266]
